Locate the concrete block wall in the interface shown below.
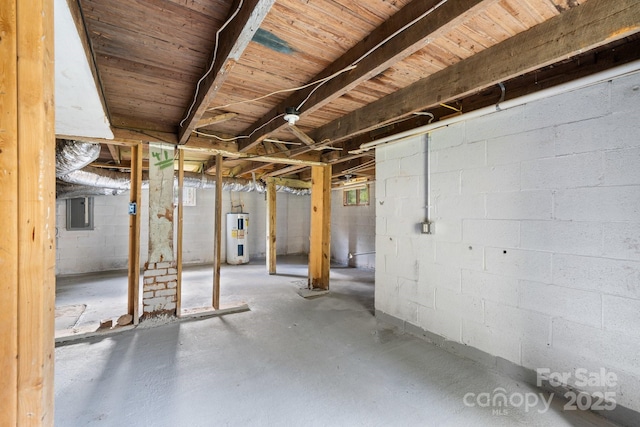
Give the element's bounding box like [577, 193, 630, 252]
[375, 71, 640, 412]
[331, 184, 376, 268]
[56, 189, 311, 275]
[55, 192, 150, 274]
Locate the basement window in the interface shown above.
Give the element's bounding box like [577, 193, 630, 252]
[343, 185, 369, 207]
[66, 197, 94, 230]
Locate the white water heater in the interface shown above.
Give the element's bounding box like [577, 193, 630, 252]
[226, 213, 249, 264]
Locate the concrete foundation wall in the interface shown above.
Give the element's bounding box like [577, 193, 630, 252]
[331, 184, 376, 268]
[375, 71, 640, 412]
[56, 189, 310, 275]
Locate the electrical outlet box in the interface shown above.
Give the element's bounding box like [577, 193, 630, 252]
[421, 221, 433, 234]
[128, 202, 137, 215]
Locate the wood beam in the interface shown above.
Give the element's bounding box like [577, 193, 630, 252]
[0, 0, 56, 423]
[203, 156, 218, 175]
[178, 0, 276, 144]
[264, 164, 308, 178]
[238, 0, 492, 152]
[128, 143, 143, 325]
[308, 165, 332, 290]
[266, 178, 277, 275]
[229, 161, 269, 177]
[312, 0, 640, 144]
[179, 144, 325, 167]
[106, 144, 121, 165]
[176, 150, 184, 317]
[213, 153, 223, 310]
[268, 177, 312, 189]
[58, 127, 178, 146]
[288, 125, 315, 146]
[196, 112, 238, 129]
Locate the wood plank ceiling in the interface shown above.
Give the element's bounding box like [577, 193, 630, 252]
[69, 0, 640, 183]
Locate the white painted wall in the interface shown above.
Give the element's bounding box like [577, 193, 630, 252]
[55, 0, 112, 138]
[375, 71, 640, 412]
[56, 189, 310, 275]
[331, 184, 376, 268]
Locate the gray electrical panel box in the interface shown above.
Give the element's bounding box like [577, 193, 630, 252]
[66, 197, 94, 230]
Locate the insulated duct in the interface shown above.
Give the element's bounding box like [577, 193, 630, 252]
[56, 166, 311, 198]
[56, 182, 126, 199]
[56, 139, 101, 177]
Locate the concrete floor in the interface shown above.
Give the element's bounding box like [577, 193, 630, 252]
[55, 256, 617, 426]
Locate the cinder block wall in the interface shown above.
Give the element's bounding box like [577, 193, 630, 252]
[331, 184, 376, 268]
[375, 71, 640, 412]
[56, 189, 310, 275]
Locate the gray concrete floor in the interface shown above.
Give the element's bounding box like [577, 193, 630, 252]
[55, 256, 617, 426]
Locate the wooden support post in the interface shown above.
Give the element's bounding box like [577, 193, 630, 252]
[213, 153, 223, 309]
[308, 165, 332, 290]
[266, 178, 277, 274]
[176, 150, 184, 317]
[0, 0, 55, 423]
[128, 143, 143, 325]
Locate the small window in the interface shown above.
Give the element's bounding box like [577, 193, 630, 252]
[343, 185, 369, 206]
[66, 197, 94, 230]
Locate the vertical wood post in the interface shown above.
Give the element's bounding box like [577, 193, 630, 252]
[308, 165, 332, 290]
[0, 2, 19, 423]
[213, 153, 223, 309]
[0, 0, 56, 423]
[176, 149, 184, 316]
[128, 143, 143, 325]
[266, 178, 277, 274]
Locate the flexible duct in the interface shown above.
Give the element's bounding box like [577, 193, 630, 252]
[57, 166, 311, 197]
[56, 181, 126, 199]
[56, 139, 101, 177]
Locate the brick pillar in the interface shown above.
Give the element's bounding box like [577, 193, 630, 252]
[143, 142, 177, 318]
[142, 261, 177, 316]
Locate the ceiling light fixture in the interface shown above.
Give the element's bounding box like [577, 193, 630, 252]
[283, 107, 301, 125]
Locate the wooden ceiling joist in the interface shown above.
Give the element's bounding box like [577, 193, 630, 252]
[177, 0, 276, 145]
[237, 0, 495, 152]
[196, 112, 239, 129]
[106, 144, 121, 165]
[311, 0, 640, 144]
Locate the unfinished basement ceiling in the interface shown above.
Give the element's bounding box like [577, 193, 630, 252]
[60, 0, 640, 183]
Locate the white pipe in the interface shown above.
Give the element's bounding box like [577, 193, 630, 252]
[348, 251, 375, 259]
[351, 59, 640, 154]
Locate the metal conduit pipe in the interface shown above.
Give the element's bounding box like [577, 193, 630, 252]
[348, 251, 375, 259]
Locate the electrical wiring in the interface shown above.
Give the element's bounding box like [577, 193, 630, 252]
[296, 0, 449, 110]
[208, 65, 357, 112]
[179, 0, 244, 128]
[181, 0, 449, 146]
[193, 113, 284, 142]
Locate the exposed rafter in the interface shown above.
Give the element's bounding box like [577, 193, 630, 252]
[311, 0, 640, 144]
[177, 0, 276, 145]
[237, 0, 495, 152]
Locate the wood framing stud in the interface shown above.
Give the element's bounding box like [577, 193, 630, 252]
[213, 153, 223, 309]
[176, 150, 185, 316]
[1, 0, 56, 423]
[128, 143, 143, 325]
[266, 178, 277, 275]
[308, 165, 332, 290]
